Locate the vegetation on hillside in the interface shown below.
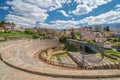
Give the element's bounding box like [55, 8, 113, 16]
[104, 50, 120, 58]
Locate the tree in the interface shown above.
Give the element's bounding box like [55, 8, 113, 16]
[103, 26, 110, 31]
[24, 29, 34, 34]
[32, 34, 39, 39]
[11, 22, 15, 31]
[74, 31, 81, 40]
[70, 28, 75, 39]
[94, 25, 101, 32]
[106, 26, 110, 31]
[0, 21, 5, 26]
[63, 29, 66, 35]
[86, 40, 96, 44]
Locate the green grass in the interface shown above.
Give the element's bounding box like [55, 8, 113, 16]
[0, 32, 33, 38]
[106, 57, 119, 62]
[52, 50, 67, 54]
[104, 50, 120, 58]
[50, 56, 57, 61]
[96, 50, 120, 62]
[52, 53, 68, 58]
[50, 53, 68, 61]
[0, 40, 6, 42]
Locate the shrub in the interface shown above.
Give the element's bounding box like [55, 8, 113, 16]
[86, 40, 96, 44]
[24, 29, 34, 34]
[32, 34, 39, 39]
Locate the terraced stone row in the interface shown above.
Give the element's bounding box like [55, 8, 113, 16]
[0, 39, 120, 79]
[68, 52, 120, 69]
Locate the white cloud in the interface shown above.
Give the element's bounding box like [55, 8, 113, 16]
[20, 0, 71, 11]
[115, 4, 120, 11]
[72, 5, 92, 15]
[58, 10, 69, 17]
[0, 6, 9, 10]
[49, 20, 78, 29]
[79, 9, 120, 25]
[72, 0, 112, 15]
[50, 4, 120, 29]
[5, 0, 72, 27]
[38, 6, 120, 29]
[7, 0, 48, 22]
[115, 4, 120, 8]
[6, 0, 49, 27]
[6, 14, 36, 27]
[4, 0, 119, 29]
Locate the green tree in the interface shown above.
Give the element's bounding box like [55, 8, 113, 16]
[86, 40, 96, 44]
[115, 42, 120, 47]
[0, 21, 6, 26]
[104, 26, 110, 31]
[74, 31, 81, 40]
[32, 34, 39, 39]
[24, 29, 34, 34]
[70, 29, 75, 39]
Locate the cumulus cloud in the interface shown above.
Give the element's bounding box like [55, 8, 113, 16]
[72, 5, 92, 15]
[115, 4, 120, 11]
[79, 8, 120, 25]
[7, 0, 48, 22]
[6, 0, 49, 27]
[0, 6, 9, 10]
[72, 0, 112, 15]
[58, 10, 69, 17]
[6, 14, 36, 27]
[48, 4, 120, 29]
[115, 4, 120, 8]
[18, 0, 71, 11]
[49, 20, 78, 29]
[4, 0, 119, 29]
[5, 0, 72, 27]
[45, 3, 120, 29]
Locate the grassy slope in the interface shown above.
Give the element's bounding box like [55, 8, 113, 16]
[96, 50, 120, 62]
[104, 50, 120, 58]
[0, 32, 33, 38]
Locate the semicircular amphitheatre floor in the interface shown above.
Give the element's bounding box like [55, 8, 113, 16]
[0, 39, 120, 80]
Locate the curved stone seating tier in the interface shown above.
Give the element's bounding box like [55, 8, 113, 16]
[39, 51, 78, 69]
[0, 40, 35, 55]
[68, 52, 120, 69]
[0, 39, 120, 78]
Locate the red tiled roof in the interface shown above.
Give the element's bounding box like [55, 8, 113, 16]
[107, 31, 116, 35]
[83, 36, 94, 40]
[0, 27, 5, 30]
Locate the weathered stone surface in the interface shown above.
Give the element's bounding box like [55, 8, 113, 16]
[47, 49, 53, 56]
[0, 39, 120, 80]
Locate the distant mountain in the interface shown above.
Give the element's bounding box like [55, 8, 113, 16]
[101, 23, 120, 30]
[90, 23, 120, 30]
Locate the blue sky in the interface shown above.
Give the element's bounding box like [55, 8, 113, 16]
[0, 0, 120, 29]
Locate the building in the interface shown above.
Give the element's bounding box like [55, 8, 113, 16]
[0, 27, 5, 32]
[2, 23, 15, 31]
[95, 37, 106, 43]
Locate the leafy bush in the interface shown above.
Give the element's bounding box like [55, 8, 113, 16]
[70, 31, 81, 40]
[32, 34, 39, 39]
[24, 29, 34, 34]
[115, 42, 120, 47]
[4, 30, 11, 33]
[59, 34, 67, 43]
[86, 40, 96, 44]
[104, 50, 120, 58]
